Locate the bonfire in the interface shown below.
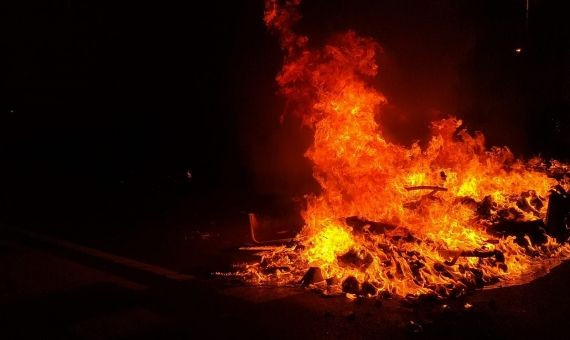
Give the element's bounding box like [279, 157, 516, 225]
[238, 0, 570, 299]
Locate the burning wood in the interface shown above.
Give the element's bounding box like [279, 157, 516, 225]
[345, 216, 397, 234]
[440, 249, 505, 266]
[234, 0, 570, 299]
[404, 186, 448, 192]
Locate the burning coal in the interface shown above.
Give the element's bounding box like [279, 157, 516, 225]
[239, 0, 570, 299]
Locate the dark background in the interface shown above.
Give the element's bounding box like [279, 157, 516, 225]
[0, 0, 568, 233]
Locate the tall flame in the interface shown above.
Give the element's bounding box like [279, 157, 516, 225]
[245, 0, 570, 298]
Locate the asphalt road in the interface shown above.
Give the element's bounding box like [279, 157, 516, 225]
[3, 213, 570, 340]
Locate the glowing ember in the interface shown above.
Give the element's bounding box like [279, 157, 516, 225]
[240, 0, 570, 298]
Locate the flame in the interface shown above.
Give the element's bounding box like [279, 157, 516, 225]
[243, 0, 570, 298]
[304, 223, 354, 265]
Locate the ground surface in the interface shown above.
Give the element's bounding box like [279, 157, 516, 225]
[2, 197, 570, 340]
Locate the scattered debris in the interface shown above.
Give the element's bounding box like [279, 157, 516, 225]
[489, 220, 548, 246]
[345, 293, 357, 300]
[341, 276, 360, 295]
[346, 216, 397, 234]
[361, 282, 377, 296]
[404, 185, 448, 192]
[248, 213, 295, 244]
[338, 249, 373, 269]
[442, 249, 505, 266]
[326, 277, 338, 286]
[301, 267, 325, 286]
[545, 186, 570, 242]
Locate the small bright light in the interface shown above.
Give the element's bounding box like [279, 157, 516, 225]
[514, 48, 522, 54]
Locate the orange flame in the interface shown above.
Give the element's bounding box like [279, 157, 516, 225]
[244, 0, 570, 298]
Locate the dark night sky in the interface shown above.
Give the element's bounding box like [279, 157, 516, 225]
[0, 0, 568, 226]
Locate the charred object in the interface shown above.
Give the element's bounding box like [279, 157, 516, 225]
[545, 186, 570, 242]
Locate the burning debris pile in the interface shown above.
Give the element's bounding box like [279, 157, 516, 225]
[238, 0, 570, 299]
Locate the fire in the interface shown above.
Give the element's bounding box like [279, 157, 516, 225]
[304, 223, 354, 265]
[241, 0, 570, 298]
